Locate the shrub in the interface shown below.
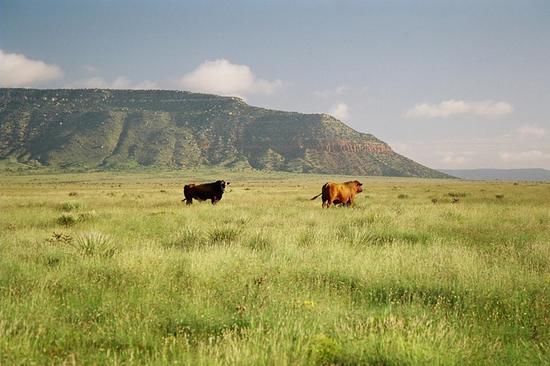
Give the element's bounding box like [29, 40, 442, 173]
[397, 194, 408, 199]
[77, 210, 98, 222]
[448, 192, 467, 197]
[59, 201, 81, 211]
[311, 334, 346, 365]
[44, 253, 63, 267]
[57, 210, 98, 227]
[46, 231, 73, 245]
[57, 212, 78, 226]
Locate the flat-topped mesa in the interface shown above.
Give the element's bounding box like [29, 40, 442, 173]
[0, 88, 450, 178]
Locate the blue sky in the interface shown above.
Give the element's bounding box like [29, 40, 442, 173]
[1, 0, 549, 169]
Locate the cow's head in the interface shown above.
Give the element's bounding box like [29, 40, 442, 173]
[353, 180, 363, 193]
[217, 180, 229, 192]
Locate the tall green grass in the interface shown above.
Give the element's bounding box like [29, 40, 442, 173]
[0, 171, 548, 365]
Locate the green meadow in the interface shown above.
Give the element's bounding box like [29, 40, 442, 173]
[0, 170, 548, 365]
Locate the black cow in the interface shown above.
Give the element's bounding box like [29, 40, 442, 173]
[182, 180, 229, 205]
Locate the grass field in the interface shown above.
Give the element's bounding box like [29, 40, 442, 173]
[0, 170, 548, 365]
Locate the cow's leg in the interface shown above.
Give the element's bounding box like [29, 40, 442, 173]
[186, 198, 193, 205]
[211, 196, 218, 205]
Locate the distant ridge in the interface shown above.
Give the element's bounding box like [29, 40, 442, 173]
[439, 168, 550, 181]
[0, 88, 449, 177]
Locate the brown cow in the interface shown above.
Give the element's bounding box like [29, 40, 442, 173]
[182, 180, 229, 205]
[310, 180, 363, 208]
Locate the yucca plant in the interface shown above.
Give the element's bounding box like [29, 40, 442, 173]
[73, 232, 117, 258]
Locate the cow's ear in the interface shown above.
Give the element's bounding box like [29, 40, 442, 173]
[226, 182, 230, 185]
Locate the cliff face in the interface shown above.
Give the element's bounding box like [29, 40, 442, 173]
[0, 88, 448, 177]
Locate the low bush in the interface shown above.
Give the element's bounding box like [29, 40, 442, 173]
[59, 201, 82, 211]
[57, 212, 78, 226]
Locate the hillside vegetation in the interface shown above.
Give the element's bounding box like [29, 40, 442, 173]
[0, 171, 548, 364]
[0, 88, 447, 177]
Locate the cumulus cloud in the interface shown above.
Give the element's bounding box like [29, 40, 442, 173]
[443, 155, 469, 166]
[314, 85, 348, 98]
[328, 103, 350, 121]
[404, 99, 513, 118]
[443, 155, 467, 165]
[500, 150, 550, 163]
[132, 80, 160, 90]
[179, 59, 282, 97]
[390, 142, 409, 154]
[0, 49, 63, 87]
[67, 76, 159, 90]
[439, 151, 475, 166]
[517, 125, 546, 139]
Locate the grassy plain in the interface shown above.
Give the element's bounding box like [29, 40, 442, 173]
[0, 170, 548, 365]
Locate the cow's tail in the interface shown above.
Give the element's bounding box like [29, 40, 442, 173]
[310, 192, 322, 200]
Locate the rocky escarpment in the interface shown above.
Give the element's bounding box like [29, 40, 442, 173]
[0, 88, 448, 177]
[309, 139, 392, 153]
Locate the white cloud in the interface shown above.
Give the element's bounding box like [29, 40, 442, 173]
[328, 103, 350, 121]
[111, 77, 132, 89]
[443, 155, 467, 165]
[404, 99, 513, 118]
[179, 59, 282, 97]
[390, 142, 409, 154]
[500, 150, 550, 163]
[439, 151, 475, 166]
[387, 135, 550, 169]
[67, 76, 158, 89]
[517, 125, 546, 139]
[314, 85, 348, 98]
[0, 49, 63, 87]
[132, 80, 160, 90]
